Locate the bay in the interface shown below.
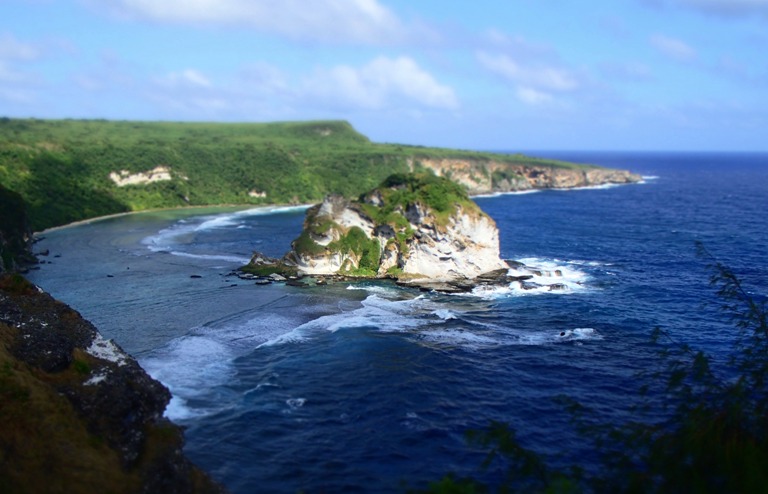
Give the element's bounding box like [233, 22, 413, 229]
[27, 152, 768, 492]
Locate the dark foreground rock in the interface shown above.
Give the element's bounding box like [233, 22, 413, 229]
[0, 273, 225, 494]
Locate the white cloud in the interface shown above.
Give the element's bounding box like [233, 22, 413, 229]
[650, 34, 698, 61]
[179, 69, 211, 88]
[0, 61, 30, 84]
[477, 52, 579, 92]
[0, 86, 36, 105]
[476, 51, 580, 106]
[516, 87, 553, 105]
[140, 57, 457, 119]
[146, 68, 228, 117]
[0, 59, 40, 107]
[0, 32, 40, 61]
[304, 56, 459, 111]
[238, 63, 289, 94]
[672, 0, 768, 18]
[90, 0, 410, 44]
[156, 69, 212, 88]
[482, 30, 555, 59]
[599, 61, 653, 82]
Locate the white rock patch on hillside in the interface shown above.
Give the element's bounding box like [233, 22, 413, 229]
[109, 166, 173, 187]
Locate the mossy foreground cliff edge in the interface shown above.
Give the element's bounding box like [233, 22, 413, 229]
[0, 118, 640, 231]
[0, 135, 224, 493]
[0, 275, 224, 493]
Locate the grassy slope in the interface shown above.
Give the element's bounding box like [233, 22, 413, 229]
[0, 118, 590, 231]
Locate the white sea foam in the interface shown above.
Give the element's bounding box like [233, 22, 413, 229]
[417, 329, 498, 348]
[142, 205, 310, 257]
[286, 397, 306, 409]
[466, 257, 591, 299]
[553, 183, 622, 191]
[164, 250, 251, 264]
[164, 395, 198, 420]
[472, 189, 541, 198]
[257, 291, 604, 352]
[259, 295, 434, 348]
[346, 284, 402, 297]
[257, 294, 465, 349]
[141, 335, 237, 420]
[236, 204, 311, 216]
[416, 324, 603, 349]
[433, 309, 458, 320]
[515, 327, 602, 345]
[147, 284, 603, 421]
[141, 311, 309, 420]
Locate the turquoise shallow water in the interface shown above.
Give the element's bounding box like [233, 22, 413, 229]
[28, 152, 768, 492]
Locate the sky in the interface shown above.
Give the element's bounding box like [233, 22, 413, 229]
[1, 0, 767, 151]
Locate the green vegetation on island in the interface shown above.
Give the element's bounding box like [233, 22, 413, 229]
[247, 171, 506, 283]
[0, 118, 602, 231]
[360, 171, 482, 228]
[289, 172, 477, 267]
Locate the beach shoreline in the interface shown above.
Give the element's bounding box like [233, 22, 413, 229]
[35, 203, 308, 235]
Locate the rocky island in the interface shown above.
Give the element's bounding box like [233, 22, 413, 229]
[244, 172, 578, 293]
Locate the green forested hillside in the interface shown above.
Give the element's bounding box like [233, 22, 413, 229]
[0, 118, 584, 231]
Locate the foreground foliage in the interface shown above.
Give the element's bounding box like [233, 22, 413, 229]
[424, 245, 768, 493]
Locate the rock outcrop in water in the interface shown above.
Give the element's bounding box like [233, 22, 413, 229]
[256, 173, 508, 284]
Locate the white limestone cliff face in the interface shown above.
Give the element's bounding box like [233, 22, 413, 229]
[413, 158, 641, 194]
[396, 205, 507, 281]
[285, 195, 376, 275]
[109, 166, 181, 187]
[284, 176, 508, 282]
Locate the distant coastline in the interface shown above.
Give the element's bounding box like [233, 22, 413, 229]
[38, 174, 647, 237]
[2, 118, 641, 233]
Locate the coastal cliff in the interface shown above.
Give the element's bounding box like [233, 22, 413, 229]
[414, 157, 641, 194]
[0, 189, 223, 493]
[1, 118, 641, 231]
[0, 274, 224, 493]
[278, 173, 508, 282]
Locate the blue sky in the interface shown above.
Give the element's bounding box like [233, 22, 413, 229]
[1, 0, 767, 151]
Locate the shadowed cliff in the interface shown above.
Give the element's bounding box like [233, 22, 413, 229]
[0, 184, 225, 493]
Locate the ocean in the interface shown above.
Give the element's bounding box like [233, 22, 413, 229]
[27, 152, 768, 492]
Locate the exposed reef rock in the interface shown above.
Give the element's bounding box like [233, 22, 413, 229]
[0, 274, 224, 494]
[253, 173, 508, 284]
[413, 158, 642, 194]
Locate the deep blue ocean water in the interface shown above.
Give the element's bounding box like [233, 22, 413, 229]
[28, 152, 768, 493]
